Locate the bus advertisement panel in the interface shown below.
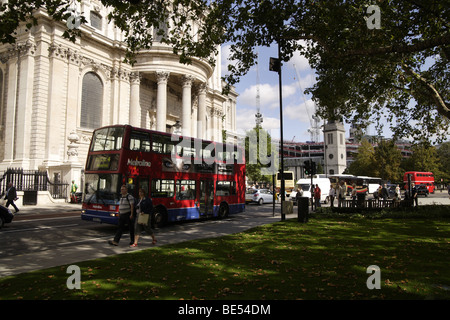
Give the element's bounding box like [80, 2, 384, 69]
[403, 171, 435, 193]
[81, 125, 246, 227]
[328, 174, 382, 196]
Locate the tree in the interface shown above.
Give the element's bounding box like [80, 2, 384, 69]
[348, 138, 377, 177]
[373, 139, 403, 182]
[244, 125, 278, 183]
[436, 142, 450, 183]
[2, 0, 449, 143]
[217, 0, 450, 143]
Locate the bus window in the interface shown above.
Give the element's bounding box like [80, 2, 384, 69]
[151, 179, 175, 198]
[217, 181, 236, 196]
[130, 131, 151, 152]
[91, 127, 124, 151]
[152, 134, 176, 154]
[176, 180, 196, 200]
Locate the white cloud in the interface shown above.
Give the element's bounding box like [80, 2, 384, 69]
[238, 83, 298, 109]
[284, 99, 317, 123]
[235, 108, 280, 136]
[289, 50, 311, 72]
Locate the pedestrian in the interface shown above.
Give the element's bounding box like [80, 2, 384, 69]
[108, 185, 135, 246]
[295, 187, 303, 205]
[70, 180, 78, 203]
[338, 181, 346, 208]
[381, 184, 389, 206]
[130, 188, 157, 247]
[329, 185, 336, 207]
[351, 183, 357, 207]
[411, 183, 419, 207]
[4, 182, 19, 213]
[395, 184, 401, 200]
[313, 184, 321, 210]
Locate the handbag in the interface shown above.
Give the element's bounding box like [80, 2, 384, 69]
[137, 212, 150, 226]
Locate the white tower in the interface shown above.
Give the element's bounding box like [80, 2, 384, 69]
[323, 121, 347, 175]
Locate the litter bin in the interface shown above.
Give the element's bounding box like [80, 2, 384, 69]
[297, 197, 309, 223]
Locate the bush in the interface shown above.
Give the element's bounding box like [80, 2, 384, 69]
[313, 205, 450, 220]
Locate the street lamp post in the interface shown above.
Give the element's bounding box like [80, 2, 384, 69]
[270, 42, 285, 221]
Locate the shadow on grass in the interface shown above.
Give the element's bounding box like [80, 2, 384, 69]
[1, 213, 449, 300]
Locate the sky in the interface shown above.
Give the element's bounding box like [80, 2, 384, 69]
[220, 43, 389, 144]
[221, 44, 450, 145]
[221, 42, 330, 143]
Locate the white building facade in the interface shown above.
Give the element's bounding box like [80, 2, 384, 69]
[0, 1, 237, 194]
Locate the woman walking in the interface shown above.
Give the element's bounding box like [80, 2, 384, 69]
[130, 188, 157, 247]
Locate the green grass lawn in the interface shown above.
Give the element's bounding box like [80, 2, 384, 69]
[1, 213, 449, 300]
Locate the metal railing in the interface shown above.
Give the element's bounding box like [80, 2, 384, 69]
[0, 168, 69, 200]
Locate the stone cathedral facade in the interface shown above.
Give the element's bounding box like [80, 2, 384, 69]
[0, 1, 238, 197]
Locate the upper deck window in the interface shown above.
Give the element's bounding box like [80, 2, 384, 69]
[91, 127, 124, 151]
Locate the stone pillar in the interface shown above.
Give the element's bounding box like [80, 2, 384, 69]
[197, 83, 207, 140]
[14, 41, 35, 167]
[156, 71, 169, 132]
[129, 72, 141, 127]
[181, 75, 193, 136]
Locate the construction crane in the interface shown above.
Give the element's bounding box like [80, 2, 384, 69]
[255, 51, 263, 128]
[293, 64, 320, 142]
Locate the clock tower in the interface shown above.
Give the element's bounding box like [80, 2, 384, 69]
[323, 121, 347, 175]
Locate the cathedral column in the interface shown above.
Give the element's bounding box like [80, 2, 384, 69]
[156, 71, 169, 132]
[181, 75, 193, 136]
[129, 72, 140, 127]
[14, 41, 35, 167]
[197, 83, 207, 139]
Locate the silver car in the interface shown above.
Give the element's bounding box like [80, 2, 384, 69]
[245, 188, 274, 205]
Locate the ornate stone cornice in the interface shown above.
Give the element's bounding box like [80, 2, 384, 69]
[47, 41, 136, 82]
[0, 40, 36, 63]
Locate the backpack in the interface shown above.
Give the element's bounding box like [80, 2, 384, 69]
[125, 194, 138, 216]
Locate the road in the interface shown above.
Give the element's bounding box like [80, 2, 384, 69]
[0, 202, 290, 278]
[0, 192, 448, 278]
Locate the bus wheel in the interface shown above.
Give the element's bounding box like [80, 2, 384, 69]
[152, 207, 167, 228]
[218, 203, 229, 219]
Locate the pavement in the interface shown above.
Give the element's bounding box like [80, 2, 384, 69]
[11, 202, 82, 221]
[1, 196, 449, 278]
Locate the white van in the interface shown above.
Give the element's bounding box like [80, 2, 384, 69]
[290, 178, 331, 204]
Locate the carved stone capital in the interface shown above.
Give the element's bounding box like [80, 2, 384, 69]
[156, 71, 170, 84]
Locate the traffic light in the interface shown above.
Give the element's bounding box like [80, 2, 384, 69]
[304, 160, 311, 175]
[269, 57, 281, 73]
[311, 161, 316, 175]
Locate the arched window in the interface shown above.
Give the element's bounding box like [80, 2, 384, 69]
[81, 72, 103, 129]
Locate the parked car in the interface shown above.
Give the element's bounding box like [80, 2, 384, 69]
[245, 188, 274, 205]
[416, 184, 429, 197]
[0, 205, 14, 229]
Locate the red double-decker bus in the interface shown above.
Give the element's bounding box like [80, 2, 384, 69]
[81, 125, 246, 227]
[403, 171, 435, 193]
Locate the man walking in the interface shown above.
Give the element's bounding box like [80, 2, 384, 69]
[411, 183, 419, 207]
[108, 185, 135, 246]
[4, 182, 19, 213]
[313, 184, 321, 210]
